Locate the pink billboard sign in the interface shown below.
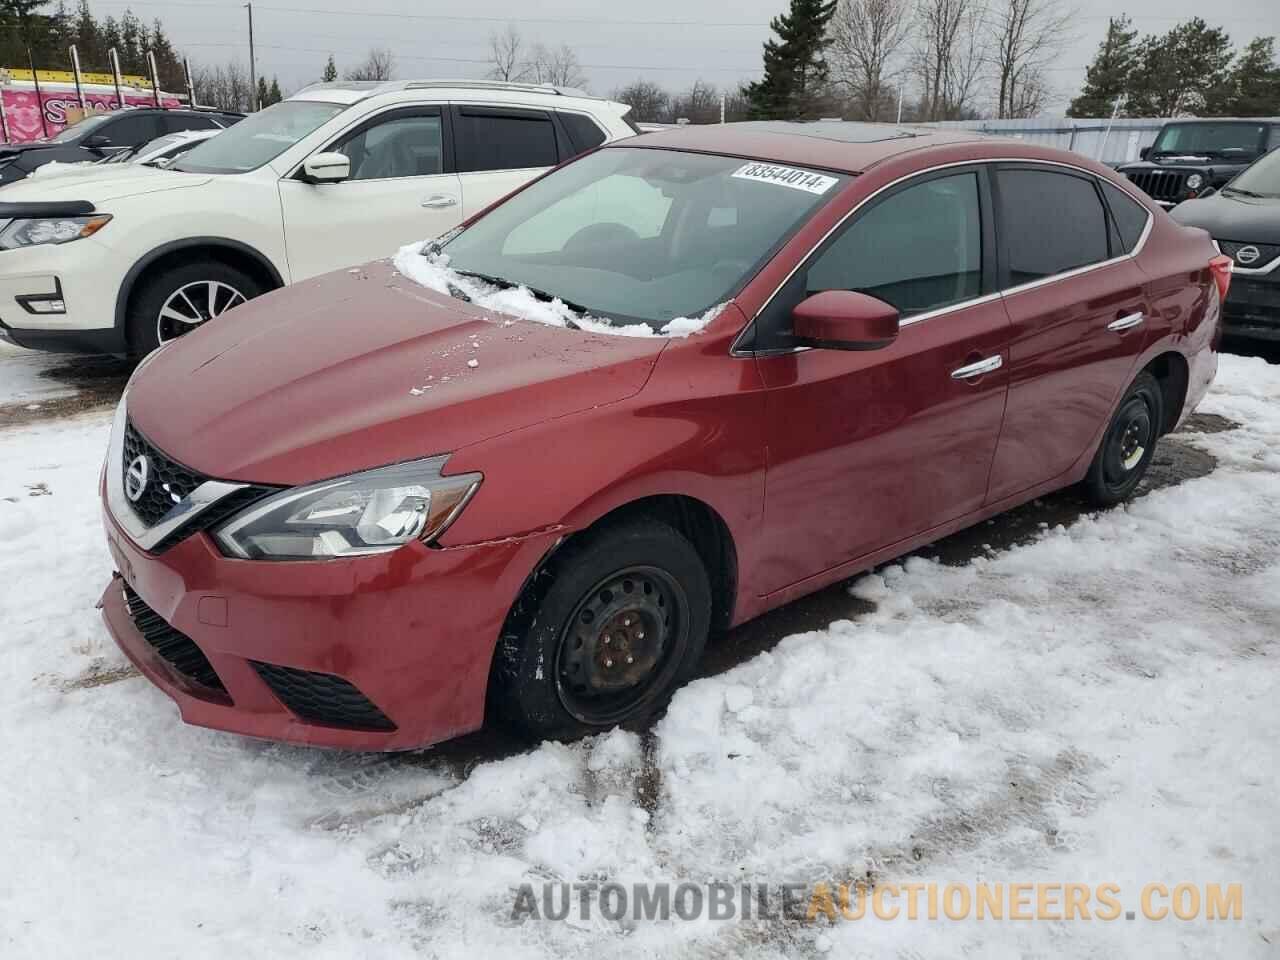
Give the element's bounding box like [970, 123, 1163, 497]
[1, 86, 181, 144]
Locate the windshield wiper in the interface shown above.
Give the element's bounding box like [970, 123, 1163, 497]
[453, 270, 596, 320]
[1222, 186, 1263, 198]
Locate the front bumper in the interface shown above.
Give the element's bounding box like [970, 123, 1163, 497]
[1223, 272, 1280, 342]
[0, 233, 121, 352]
[100, 481, 557, 751]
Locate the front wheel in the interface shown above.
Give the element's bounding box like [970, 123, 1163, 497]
[1083, 371, 1164, 507]
[125, 261, 261, 357]
[493, 519, 712, 741]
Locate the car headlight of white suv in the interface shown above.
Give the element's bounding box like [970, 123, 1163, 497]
[0, 214, 112, 249]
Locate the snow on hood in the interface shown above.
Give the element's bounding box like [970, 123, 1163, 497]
[29, 160, 98, 179]
[0, 163, 211, 203]
[392, 241, 724, 339]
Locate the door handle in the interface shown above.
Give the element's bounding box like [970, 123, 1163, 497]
[1107, 312, 1145, 332]
[421, 195, 458, 208]
[950, 355, 1003, 380]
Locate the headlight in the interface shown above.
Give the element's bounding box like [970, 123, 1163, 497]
[0, 215, 112, 249]
[214, 456, 482, 560]
[1185, 174, 1204, 190]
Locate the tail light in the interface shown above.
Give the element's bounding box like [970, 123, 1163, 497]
[1209, 254, 1233, 301]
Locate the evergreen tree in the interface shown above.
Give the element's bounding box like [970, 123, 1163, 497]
[1225, 36, 1280, 116]
[322, 53, 338, 82]
[1126, 18, 1234, 116]
[744, 0, 838, 119]
[267, 75, 283, 104]
[255, 74, 270, 109]
[1067, 15, 1138, 117]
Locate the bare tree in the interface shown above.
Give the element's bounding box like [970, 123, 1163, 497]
[612, 80, 671, 122]
[670, 79, 722, 123]
[913, 0, 986, 120]
[345, 46, 396, 82]
[829, 0, 914, 121]
[487, 25, 531, 82]
[987, 0, 1073, 118]
[527, 43, 587, 89]
[191, 60, 252, 112]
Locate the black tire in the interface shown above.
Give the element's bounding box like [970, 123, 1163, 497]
[493, 519, 712, 741]
[125, 260, 262, 357]
[1083, 371, 1164, 507]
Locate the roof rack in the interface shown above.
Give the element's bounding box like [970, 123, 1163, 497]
[403, 79, 593, 98]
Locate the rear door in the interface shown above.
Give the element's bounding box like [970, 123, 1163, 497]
[278, 106, 461, 279]
[451, 105, 564, 218]
[753, 166, 1012, 592]
[985, 164, 1151, 502]
[95, 111, 163, 155]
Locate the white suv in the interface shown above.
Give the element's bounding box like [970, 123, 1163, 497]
[0, 80, 637, 355]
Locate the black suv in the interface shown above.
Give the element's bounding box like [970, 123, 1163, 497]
[1172, 147, 1280, 342]
[0, 108, 242, 187]
[1117, 119, 1280, 208]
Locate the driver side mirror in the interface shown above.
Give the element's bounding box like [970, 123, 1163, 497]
[300, 151, 350, 183]
[1139, 146, 1151, 161]
[83, 134, 112, 151]
[792, 291, 899, 351]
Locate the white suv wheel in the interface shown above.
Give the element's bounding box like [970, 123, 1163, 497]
[157, 280, 248, 344]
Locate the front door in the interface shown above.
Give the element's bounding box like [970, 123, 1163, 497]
[752, 167, 1012, 593]
[450, 105, 561, 218]
[279, 106, 462, 280]
[985, 165, 1152, 501]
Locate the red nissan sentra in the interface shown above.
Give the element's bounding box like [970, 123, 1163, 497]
[100, 123, 1231, 750]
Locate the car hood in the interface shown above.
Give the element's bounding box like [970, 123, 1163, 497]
[127, 261, 668, 486]
[1170, 192, 1280, 245]
[0, 163, 211, 202]
[1118, 157, 1253, 174]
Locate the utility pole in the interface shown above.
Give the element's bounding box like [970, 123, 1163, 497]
[245, 1, 258, 111]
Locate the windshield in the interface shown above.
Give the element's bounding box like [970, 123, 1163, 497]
[441, 147, 846, 328]
[1151, 123, 1266, 158]
[48, 112, 113, 143]
[171, 100, 344, 174]
[1228, 149, 1280, 197]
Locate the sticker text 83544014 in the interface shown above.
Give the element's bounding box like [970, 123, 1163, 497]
[731, 162, 839, 195]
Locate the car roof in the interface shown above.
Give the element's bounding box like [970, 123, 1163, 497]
[611, 121, 998, 174]
[290, 79, 605, 107]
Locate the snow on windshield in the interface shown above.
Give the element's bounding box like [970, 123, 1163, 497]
[392, 241, 724, 339]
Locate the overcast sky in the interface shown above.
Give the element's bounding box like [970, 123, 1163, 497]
[90, 0, 1280, 115]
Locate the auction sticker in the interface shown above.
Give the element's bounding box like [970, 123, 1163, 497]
[731, 162, 838, 194]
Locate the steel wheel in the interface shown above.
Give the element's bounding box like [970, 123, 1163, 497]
[554, 565, 692, 726]
[1101, 394, 1155, 494]
[156, 280, 247, 344]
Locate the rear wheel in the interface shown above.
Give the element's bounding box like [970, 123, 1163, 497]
[493, 519, 712, 741]
[126, 261, 261, 357]
[1083, 371, 1164, 506]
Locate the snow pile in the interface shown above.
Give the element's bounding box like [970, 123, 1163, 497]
[0, 355, 1278, 957]
[29, 160, 97, 179]
[393, 242, 723, 339]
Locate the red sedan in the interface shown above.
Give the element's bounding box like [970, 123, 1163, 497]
[100, 123, 1231, 750]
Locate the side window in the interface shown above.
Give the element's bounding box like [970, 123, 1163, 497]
[806, 172, 982, 317]
[162, 114, 218, 134]
[101, 112, 160, 146]
[334, 113, 443, 181]
[455, 109, 558, 173]
[1100, 181, 1150, 254]
[997, 169, 1110, 285]
[558, 112, 607, 154]
[503, 173, 672, 255]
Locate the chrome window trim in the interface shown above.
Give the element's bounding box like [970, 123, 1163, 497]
[731, 156, 1155, 357]
[1212, 239, 1280, 276]
[105, 393, 250, 552]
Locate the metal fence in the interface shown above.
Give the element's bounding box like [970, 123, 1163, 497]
[903, 118, 1173, 166]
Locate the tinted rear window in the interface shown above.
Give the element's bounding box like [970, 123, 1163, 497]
[997, 169, 1110, 285]
[559, 112, 607, 152]
[1101, 181, 1149, 253]
[455, 110, 558, 172]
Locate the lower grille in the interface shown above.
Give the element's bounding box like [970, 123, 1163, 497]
[123, 584, 227, 694]
[1224, 278, 1280, 326]
[251, 662, 396, 731]
[1124, 169, 1188, 204]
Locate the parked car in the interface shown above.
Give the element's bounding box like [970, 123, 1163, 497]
[0, 80, 637, 356]
[97, 128, 222, 167]
[0, 108, 241, 187]
[1172, 146, 1280, 341]
[98, 123, 1230, 750]
[1116, 118, 1280, 208]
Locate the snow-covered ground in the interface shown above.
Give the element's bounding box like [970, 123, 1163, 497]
[1, 356, 1277, 958]
[0, 341, 78, 406]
